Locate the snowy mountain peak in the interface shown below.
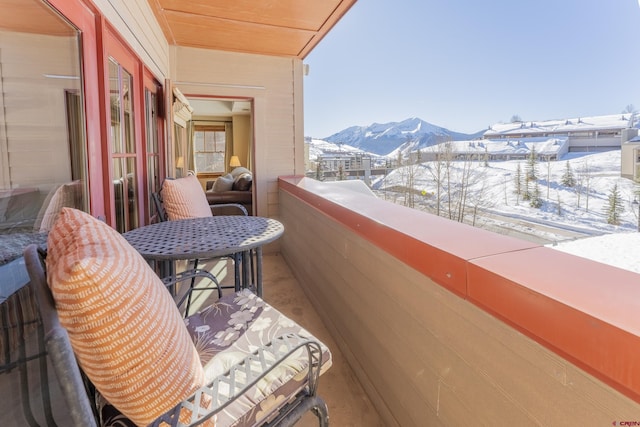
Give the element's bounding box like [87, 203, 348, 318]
[324, 117, 482, 156]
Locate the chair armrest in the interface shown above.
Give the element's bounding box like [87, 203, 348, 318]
[209, 203, 248, 216]
[46, 327, 99, 427]
[150, 333, 324, 427]
[162, 269, 222, 313]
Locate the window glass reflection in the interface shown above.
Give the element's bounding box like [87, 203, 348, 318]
[0, 0, 87, 266]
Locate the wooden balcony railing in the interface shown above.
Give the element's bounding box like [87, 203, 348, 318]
[278, 175, 640, 426]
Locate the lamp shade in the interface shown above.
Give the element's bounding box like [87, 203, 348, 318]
[229, 156, 241, 168]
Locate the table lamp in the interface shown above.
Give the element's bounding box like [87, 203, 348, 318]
[229, 156, 241, 168]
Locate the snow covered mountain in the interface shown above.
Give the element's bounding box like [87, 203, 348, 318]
[323, 117, 483, 156]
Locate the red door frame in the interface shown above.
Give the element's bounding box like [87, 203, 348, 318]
[142, 70, 166, 223]
[47, 0, 165, 228]
[47, 0, 106, 219]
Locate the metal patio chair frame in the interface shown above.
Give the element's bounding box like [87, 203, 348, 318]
[23, 244, 330, 427]
[152, 185, 255, 314]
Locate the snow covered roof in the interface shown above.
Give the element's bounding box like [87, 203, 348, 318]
[421, 137, 568, 156]
[484, 114, 635, 138]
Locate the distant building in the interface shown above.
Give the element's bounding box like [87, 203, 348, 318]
[621, 128, 640, 182]
[418, 137, 568, 162]
[416, 114, 639, 178]
[484, 114, 635, 153]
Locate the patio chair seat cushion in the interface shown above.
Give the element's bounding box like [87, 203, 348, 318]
[162, 174, 213, 220]
[97, 289, 333, 427]
[187, 289, 333, 427]
[45, 208, 207, 426]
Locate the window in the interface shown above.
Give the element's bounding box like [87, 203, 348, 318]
[108, 57, 139, 233]
[144, 77, 163, 223]
[194, 125, 227, 173]
[0, 0, 88, 232]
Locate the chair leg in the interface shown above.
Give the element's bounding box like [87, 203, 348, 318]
[265, 394, 329, 427]
[311, 396, 330, 427]
[234, 253, 241, 292]
[184, 258, 199, 316]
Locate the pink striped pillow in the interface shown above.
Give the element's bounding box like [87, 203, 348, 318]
[46, 208, 206, 426]
[162, 175, 212, 220]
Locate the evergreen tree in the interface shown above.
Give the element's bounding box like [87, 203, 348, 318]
[604, 183, 625, 225]
[522, 177, 531, 201]
[529, 181, 543, 208]
[561, 161, 576, 187]
[514, 163, 523, 196]
[525, 146, 538, 181]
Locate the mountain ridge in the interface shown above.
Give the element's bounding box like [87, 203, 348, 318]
[321, 117, 484, 156]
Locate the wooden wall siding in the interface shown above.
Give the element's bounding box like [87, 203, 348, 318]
[0, 30, 80, 191]
[92, 0, 169, 80]
[0, 50, 8, 188]
[278, 180, 640, 426]
[171, 46, 303, 220]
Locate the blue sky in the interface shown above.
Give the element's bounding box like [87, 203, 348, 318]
[303, 0, 640, 138]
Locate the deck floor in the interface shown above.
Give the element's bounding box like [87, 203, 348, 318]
[0, 253, 383, 426]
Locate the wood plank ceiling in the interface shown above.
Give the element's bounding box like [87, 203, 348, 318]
[0, 0, 75, 36]
[146, 0, 357, 58]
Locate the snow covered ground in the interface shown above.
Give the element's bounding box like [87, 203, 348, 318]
[372, 149, 640, 273]
[551, 233, 640, 274]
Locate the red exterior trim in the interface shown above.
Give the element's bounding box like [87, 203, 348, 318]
[48, 0, 105, 219]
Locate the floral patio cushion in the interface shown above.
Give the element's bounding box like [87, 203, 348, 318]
[99, 289, 332, 427]
[186, 289, 332, 427]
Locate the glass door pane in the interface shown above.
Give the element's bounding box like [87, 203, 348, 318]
[108, 56, 138, 232]
[0, 0, 88, 233]
[145, 85, 162, 222]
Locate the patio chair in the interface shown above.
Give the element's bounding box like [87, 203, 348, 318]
[153, 175, 253, 307]
[153, 174, 248, 223]
[23, 208, 331, 427]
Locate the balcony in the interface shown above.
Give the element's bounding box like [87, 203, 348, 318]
[3, 176, 640, 426]
[0, 244, 383, 426]
[277, 175, 640, 425]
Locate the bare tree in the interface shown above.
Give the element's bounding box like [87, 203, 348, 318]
[426, 141, 453, 217]
[623, 104, 636, 114]
[545, 156, 552, 199]
[575, 160, 592, 212]
[466, 166, 495, 226]
[444, 143, 453, 218]
[405, 161, 419, 208]
[394, 148, 420, 208]
[455, 154, 475, 222]
[315, 161, 324, 181]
